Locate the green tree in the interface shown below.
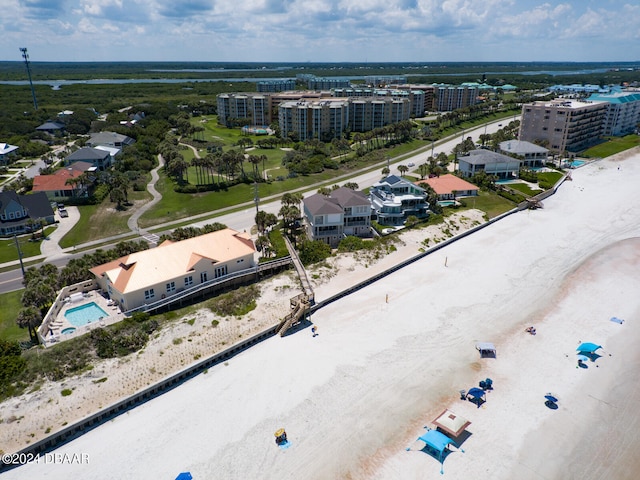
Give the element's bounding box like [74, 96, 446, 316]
[16, 306, 42, 344]
[299, 239, 332, 266]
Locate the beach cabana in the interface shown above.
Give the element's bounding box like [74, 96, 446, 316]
[476, 342, 496, 358]
[432, 409, 471, 438]
[576, 342, 602, 354]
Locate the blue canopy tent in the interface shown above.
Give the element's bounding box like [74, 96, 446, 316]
[175, 473, 192, 480]
[417, 429, 459, 473]
[576, 342, 602, 354]
[466, 387, 486, 407]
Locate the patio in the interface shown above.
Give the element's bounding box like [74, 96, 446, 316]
[43, 290, 125, 344]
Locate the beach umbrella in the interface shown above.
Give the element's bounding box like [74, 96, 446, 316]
[175, 473, 192, 480]
[576, 342, 602, 354]
[544, 393, 559, 403]
[577, 354, 590, 364]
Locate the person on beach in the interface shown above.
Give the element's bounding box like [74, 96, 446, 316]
[312, 325, 318, 337]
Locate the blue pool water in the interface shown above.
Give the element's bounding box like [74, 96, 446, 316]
[61, 327, 76, 335]
[65, 302, 109, 327]
[438, 200, 457, 207]
[571, 160, 585, 168]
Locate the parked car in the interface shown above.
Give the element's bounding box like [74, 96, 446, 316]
[58, 208, 68, 218]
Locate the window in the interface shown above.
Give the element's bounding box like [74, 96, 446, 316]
[184, 276, 193, 287]
[236, 259, 244, 263]
[200, 272, 208, 283]
[166, 281, 176, 293]
[215, 265, 228, 278]
[144, 289, 155, 300]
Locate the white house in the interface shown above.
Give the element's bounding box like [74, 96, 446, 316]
[458, 149, 522, 180]
[369, 175, 429, 226]
[90, 229, 256, 311]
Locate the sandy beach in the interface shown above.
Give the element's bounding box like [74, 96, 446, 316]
[2, 150, 640, 479]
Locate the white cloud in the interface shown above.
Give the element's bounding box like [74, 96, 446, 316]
[1, 0, 639, 61]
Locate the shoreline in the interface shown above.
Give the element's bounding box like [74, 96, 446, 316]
[2, 150, 640, 479]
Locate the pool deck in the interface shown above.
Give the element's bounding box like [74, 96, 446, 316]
[45, 291, 124, 344]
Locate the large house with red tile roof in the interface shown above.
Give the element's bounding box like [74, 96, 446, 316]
[90, 229, 256, 311]
[415, 174, 479, 201]
[32, 162, 95, 201]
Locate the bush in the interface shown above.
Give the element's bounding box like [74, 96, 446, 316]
[338, 236, 368, 252]
[0, 340, 26, 394]
[61, 389, 73, 396]
[207, 285, 260, 317]
[299, 240, 332, 266]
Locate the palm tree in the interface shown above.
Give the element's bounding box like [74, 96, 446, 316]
[381, 166, 390, 177]
[16, 306, 42, 344]
[255, 210, 268, 234]
[397, 164, 409, 176]
[418, 163, 429, 180]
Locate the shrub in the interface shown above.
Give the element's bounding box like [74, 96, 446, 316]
[299, 240, 332, 266]
[61, 389, 72, 397]
[207, 285, 260, 317]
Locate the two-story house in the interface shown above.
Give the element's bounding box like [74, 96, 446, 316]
[457, 149, 522, 180]
[369, 175, 429, 226]
[65, 147, 112, 170]
[0, 191, 55, 237]
[499, 140, 549, 168]
[303, 187, 372, 247]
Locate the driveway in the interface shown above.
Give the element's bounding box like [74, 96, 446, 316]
[40, 206, 81, 260]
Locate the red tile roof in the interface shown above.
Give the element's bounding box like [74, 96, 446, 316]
[415, 174, 479, 195]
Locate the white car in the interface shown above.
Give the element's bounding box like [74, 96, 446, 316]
[408, 162, 415, 167]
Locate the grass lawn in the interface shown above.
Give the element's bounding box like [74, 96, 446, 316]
[509, 183, 543, 196]
[582, 135, 640, 158]
[538, 171, 564, 185]
[0, 290, 29, 342]
[196, 116, 247, 144]
[59, 189, 152, 248]
[0, 226, 56, 263]
[462, 191, 516, 219]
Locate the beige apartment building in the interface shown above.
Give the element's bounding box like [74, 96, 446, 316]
[519, 99, 608, 153]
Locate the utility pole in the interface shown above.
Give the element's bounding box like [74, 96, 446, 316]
[13, 235, 25, 277]
[20, 47, 38, 110]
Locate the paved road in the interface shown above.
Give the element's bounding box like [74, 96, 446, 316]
[0, 117, 516, 293]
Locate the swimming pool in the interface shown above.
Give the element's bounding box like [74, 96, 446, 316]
[61, 327, 76, 335]
[438, 200, 457, 207]
[571, 160, 585, 168]
[64, 302, 109, 327]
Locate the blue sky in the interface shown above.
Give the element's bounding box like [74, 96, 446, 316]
[2, 0, 639, 62]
